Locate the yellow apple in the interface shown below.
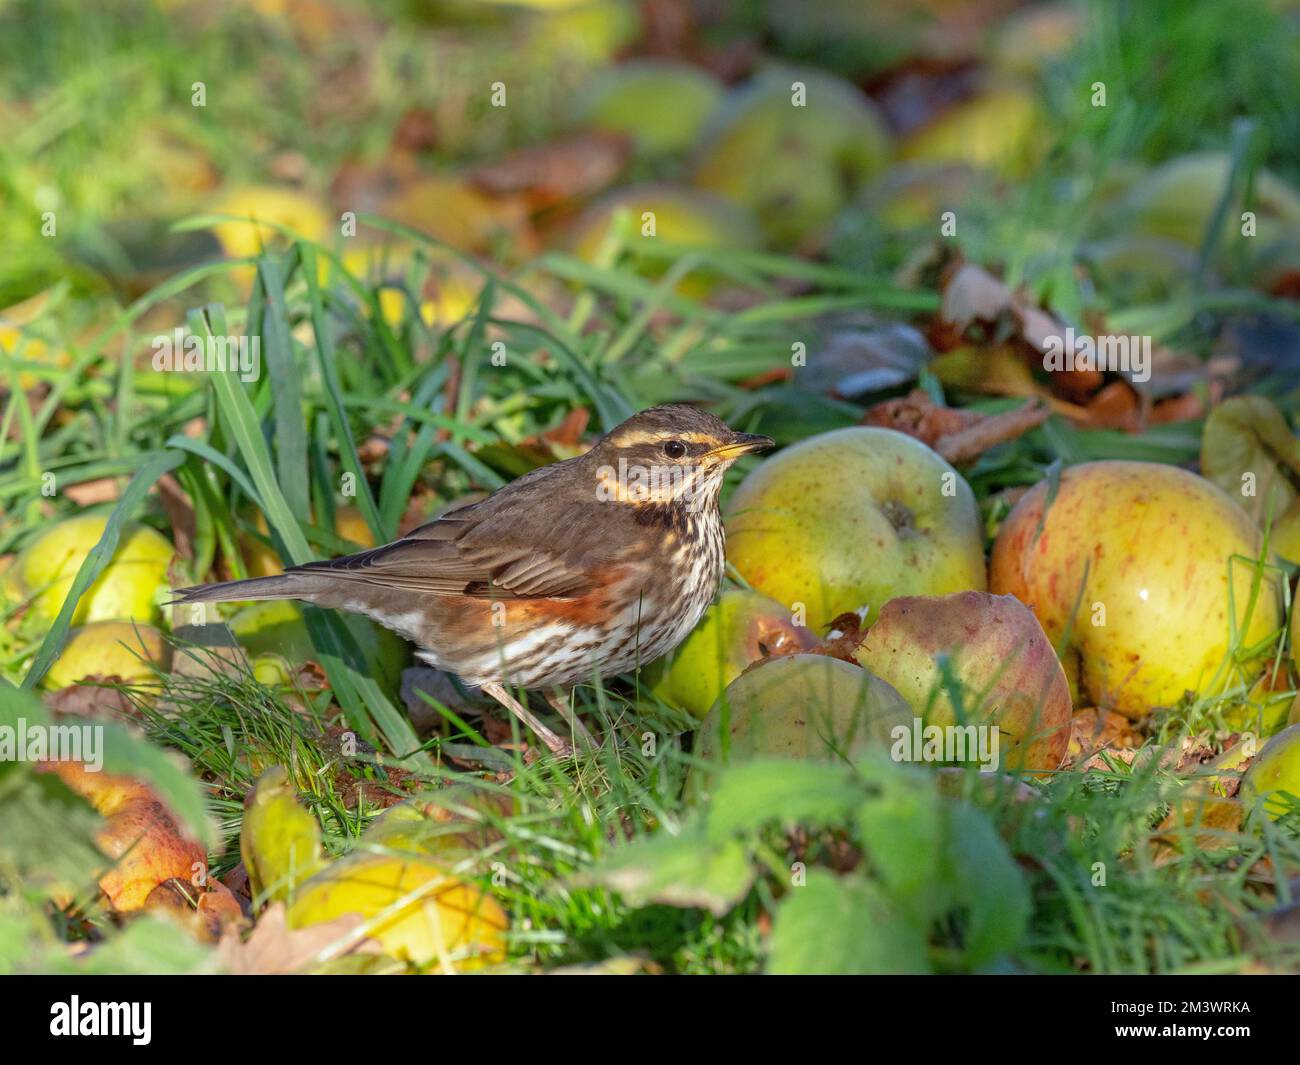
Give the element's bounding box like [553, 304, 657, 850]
[725, 426, 986, 632]
[12, 515, 174, 626]
[43, 621, 169, 690]
[287, 853, 508, 970]
[899, 87, 1044, 178]
[990, 461, 1283, 719]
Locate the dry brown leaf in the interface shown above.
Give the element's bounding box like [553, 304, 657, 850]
[1066, 707, 1146, 772]
[467, 132, 631, 208]
[64, 477, 121, 506]
[216, 901, 381, 975]
[863, 389, 1049, 463]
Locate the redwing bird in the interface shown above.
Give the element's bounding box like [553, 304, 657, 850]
[173, 405, 772, 755]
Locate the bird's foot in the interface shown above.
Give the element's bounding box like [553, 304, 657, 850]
[545, 690, 599, 752]
[480, 681, 577, 757]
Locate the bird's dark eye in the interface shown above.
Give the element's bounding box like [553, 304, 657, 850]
[663, 439, 687, 459]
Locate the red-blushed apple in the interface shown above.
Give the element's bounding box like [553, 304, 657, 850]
[854, 591, 1071, 772]
[990, 461, 1283, 719]
[646, 588, 820, 718]
[39, 760, 206, 912]
[724, 426, 986, 633]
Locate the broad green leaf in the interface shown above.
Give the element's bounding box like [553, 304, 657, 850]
[767, 870, 930, 975]
[856, 763, 944, 909]
[588, 818, 755, 916]
[938, 803, 1031, 969]
[706, 759, 866, 841]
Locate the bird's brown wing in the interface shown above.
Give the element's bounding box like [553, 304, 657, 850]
[289, 471, 605, 600]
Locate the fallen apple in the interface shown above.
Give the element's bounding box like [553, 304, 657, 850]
[210, 185, 330, 259]
[1220, 662, 1296, 738]
[286, 853, 508, 970]
[692, 654, 912, 793]
[228, 597, 408, 696]
[240, 766, 327, 905]
[1240, 723, 1300, 822]
[1118, 152, 1300, 249]
[693, 69, 890, 249]
[40, 760, 206, 913]
[854, 591, 1072, 772]
[899, 87, 1044, 178]
[11, 514, 174, 626]
[725, 426, 987, 632]
[646, 588, 820, 718]
[989, 461, 1283, 718]
[43, 621, 169, 690]
[571, 185, 759, 296]
[577, 59, 723, 157]
[362, 788, 510, 861]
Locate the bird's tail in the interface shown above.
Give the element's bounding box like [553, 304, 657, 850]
[170, 572, 328, 606]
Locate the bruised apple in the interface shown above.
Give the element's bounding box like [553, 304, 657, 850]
[725, 427, 986, 632]
[990, 461, 1283, 719]
[646, 588, 820, 718]
[40, 760, 205, 912]
[854, 591, 1071, 772]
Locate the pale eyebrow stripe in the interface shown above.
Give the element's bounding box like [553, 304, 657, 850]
[609, 430, 717, 447]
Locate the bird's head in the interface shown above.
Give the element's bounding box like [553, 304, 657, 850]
[589, 404, 773, 510]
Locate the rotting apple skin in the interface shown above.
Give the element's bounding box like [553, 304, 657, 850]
[989, 461, 1283, 720]
[40, 760, 205, 912]
[854, 591, 1072, 772]
[725, 427, 987, 633]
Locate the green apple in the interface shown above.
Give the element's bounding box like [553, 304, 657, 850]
[725, 426, 986, 633]
[576, 60, 723, 157]
[646, 588, 820, 718]
[1118, 152, 1300, 249]
[854, 591, 1072, 772]
[689, 653, 912, 799]
[990, 461, 1283, 719]
[1240, 723, 1300, 821]
[693, 68, 890, 249]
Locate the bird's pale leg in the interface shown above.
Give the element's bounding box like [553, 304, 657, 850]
[546, 690, 597, 751]
[479, 681, 571, 757]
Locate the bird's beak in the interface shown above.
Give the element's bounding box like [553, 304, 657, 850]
[709, 433, 774, 460]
